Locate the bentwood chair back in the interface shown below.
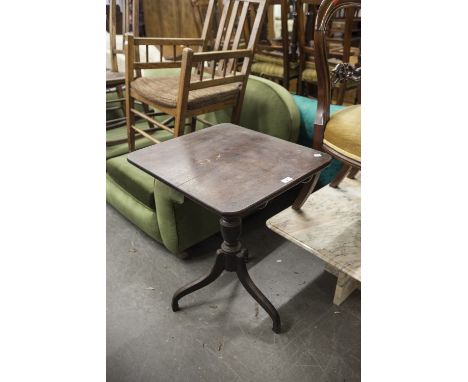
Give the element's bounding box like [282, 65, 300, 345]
[312, 0, 361, 188]
[293, 0, 361, 208]
[296, 0, 360, 104]
[124, 0, 268, 152]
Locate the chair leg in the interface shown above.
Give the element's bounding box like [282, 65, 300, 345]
[174, 112, 186, 138]
[126, 91, 136, 152]
[336, 83, 346, 106]
[330, 164, 351, 188]
[355, 85, 361, 105]
[292, 172, 321, 210]
[231, 100, 243, 125]
[189, 117, 197, 133]
[116, 85, 126, 116]
[348, 167, 359, 179]
[297, 79, 303, 96]
[143, 103, 154, 129]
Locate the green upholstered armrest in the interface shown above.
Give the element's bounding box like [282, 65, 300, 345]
[153, 179, 218, 256]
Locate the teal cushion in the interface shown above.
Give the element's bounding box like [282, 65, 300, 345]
[292, 95, 346, 188]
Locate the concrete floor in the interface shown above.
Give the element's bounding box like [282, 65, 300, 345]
[107, 191, 361, 382]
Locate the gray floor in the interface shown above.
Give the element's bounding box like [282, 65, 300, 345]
[107, 191, 361, 382]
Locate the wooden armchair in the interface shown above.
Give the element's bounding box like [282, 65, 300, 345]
[125, 0, 268, 152]
[250, 0, 298, 89]
[293, 0, 361, 207]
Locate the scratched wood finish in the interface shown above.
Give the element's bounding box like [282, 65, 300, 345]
[128, 123, 331, 216]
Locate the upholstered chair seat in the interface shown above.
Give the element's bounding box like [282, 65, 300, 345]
[323, 104, 361, 163]
[251, 53, 299, 79]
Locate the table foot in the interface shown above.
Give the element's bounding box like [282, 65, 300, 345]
[172, 253, 225, 312]
[171, 216, 281, 333]
[333, 271, 359, 306]
[236, 257, 281, 333]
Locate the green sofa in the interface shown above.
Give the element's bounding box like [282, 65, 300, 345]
[107, 74, 301, 257]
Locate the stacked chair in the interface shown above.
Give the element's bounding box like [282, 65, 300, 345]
[296, 0, 360, 104]
[107, 0, 156, 146]
[250, 0, 298, 90]
[106, 0, 129, 134]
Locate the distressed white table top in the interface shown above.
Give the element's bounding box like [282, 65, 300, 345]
[266, 176, 361, 281]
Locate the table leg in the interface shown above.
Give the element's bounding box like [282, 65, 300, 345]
[333, 271, 359, 306]
[236, 256, 281, 333]
[171, 253, 224, 312]
[292, 172, 321, 210]
[171, 216, 281, 333]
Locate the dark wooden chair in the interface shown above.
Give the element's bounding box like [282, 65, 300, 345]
[296, 0, 360, 105]
[250, 0, 298, 89]
[124, 0, 268, 152]
[293, 0, 361, 203]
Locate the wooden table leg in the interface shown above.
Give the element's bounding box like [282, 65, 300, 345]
[171, 216, 281, 333]
[333, 271, 359, 306]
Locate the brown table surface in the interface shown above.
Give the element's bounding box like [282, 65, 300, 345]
[128, 123, 331, 216]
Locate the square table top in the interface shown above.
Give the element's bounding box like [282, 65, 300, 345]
[266, 176, 361, 281]
[128, 123, 331, 216]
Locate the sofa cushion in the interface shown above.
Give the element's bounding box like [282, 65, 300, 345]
[107, 154, 156, 209]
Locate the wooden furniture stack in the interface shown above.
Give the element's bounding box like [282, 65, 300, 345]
[296, 0, 360, 104]
[107, 0, 154, 146]
[250, 0, 299, 90]
[107, 0, 129, 133]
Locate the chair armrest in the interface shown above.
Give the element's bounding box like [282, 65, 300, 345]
[132, 37, 205, 46]
[182, 49, 254, 91]
[126, 35, 206, 70]
[191, 49, 253, 63]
